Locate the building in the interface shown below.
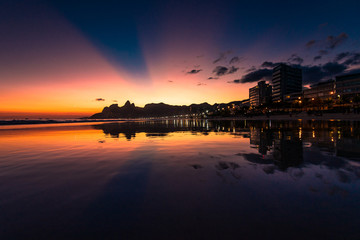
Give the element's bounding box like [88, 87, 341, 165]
[259, 81, 272, 105]
[284, 91, 303, 103]
[335, 73, 360, 99]
[249, 86, 258, 106]
[249, 81, 272, 106]
[303, 80, 335, 101]
[272, 64, 302, 102]
[240, 99, 250, 107]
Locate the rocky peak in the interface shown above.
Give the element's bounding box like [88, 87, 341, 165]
[123, 100, 135, 109]
[124, 100, 131, 107]
[108, 104, 119, 110]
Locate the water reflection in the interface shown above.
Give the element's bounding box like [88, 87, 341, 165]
[94, 119, 360, 161]
[92, 120, 360, 188]
[0, 120, 360, 239]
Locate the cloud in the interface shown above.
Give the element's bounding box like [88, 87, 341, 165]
[213, 57, 223, 64]
[319, 50, 328, 56]
[299, 62, 347, 84]
[305, 33, 348, 53]
[245, 66, 256, 72]
[322, 62, 347, 75]
[208, 77, 219, 80]
[344, 53, 360, 65]
[287, 54, 304, 64]
[238, 57, 357, 85]
[187, 69, 202, 74]
[306, 40, 316, 48]
[95, 98, 105, 101]
[261, 61, 280, 68]
[335, 52, 360, 65]
[345, 68, 360, 75]
[334, 52, 351, 61]
[197, 82, 207, 86]
[227, 79, 241, 84]
[228, 66, 239, 74]
[313, 56, 322, 61]
[212, 66, 238, 76]
[312, 51, 328, 61]
[239, 68, 272, 83]
[227, 40, 360, 85]
[212, 66, 228, 76]
[113, 100, 118, 102]
[213, 50, 232, 64]
[326, 32, 348, 49]
[168, 80, 174, 83]
[229, 56, 240, 64]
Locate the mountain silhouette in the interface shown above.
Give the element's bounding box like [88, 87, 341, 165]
[89, 101, 218, 118]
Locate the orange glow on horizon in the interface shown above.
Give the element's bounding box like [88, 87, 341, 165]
[0, 4, 256, 119]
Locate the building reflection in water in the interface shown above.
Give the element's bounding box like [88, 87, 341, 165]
[92, 119, 360, 162]
[90, 119, 360, 187]
[247, 120, 360, 169]
[248, 121, 303, 170]
[1, 119, 360, 239]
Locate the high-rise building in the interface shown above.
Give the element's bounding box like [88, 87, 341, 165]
[249, 86, 259, 106]
[335, 73, 360, 98]
[272, 64, 302, 102]
[249, 81, 272, 106]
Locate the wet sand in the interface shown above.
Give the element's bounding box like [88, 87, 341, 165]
[1, 112, 359, 126]
[214, 112, 360, 121]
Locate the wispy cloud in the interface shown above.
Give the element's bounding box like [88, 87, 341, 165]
[287, 54, 303, 65]
[212, 66, 238, 76]
[305, 33, 348, 51]
[305, 40, 316, 48]
[187, 69, 202, 74]
[229, 56, 240, 64]
[213, 50, 232, 64]
[228, 79, 241, 84]
[326, 33, 348, 49]
[313, 56, 322, 61]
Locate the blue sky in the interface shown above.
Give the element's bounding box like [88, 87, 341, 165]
[46, 0, 360, 82]
[1, 0, 360, 116]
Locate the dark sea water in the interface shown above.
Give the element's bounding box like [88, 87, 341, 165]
[0, 120, 359, 240]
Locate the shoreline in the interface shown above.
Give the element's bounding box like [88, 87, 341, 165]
[0, 119, 131, 126]
[205, 112, 360, 121]
[0, 112, 359, 126]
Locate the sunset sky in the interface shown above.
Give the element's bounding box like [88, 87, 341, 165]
[1, 0, 360, 118]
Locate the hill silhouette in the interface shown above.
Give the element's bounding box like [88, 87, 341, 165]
[89, 100, 219, 118]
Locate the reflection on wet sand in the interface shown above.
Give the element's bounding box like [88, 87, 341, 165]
[92, 119, 360, 188]
[94, 119, 360, 162]
[0, 120, 359, 239]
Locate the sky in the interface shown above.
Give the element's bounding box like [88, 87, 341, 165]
[1, 0, 360, 118]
